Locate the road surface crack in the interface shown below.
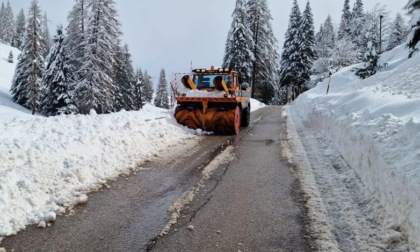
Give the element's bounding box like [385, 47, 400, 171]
[184, 163, 230, 224]
[146, 147, 234, 251]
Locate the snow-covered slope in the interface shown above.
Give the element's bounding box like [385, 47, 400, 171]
[288, 44, 420, 250]
[0, 43, 30, 121]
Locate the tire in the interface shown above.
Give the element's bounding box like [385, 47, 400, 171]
[241, 103, 250, 127]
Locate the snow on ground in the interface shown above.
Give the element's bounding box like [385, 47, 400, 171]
[288, 44, 420, 250]
[250, 98, 265, 112]
[0, 42, 266, 242]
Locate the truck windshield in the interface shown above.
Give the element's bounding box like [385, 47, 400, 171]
[193, 74, 231, 89]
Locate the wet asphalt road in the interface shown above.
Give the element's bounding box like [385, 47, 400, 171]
[1, 106, 309, 251]
[149, 106, 309, 252]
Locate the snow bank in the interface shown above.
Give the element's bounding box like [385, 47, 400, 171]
[250, 98, 266, 112]
[0, 105, 198, 238]
[0, 42, 200, 240]
[288, 44, 420, 250]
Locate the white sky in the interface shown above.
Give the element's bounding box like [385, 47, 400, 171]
[9, 0, 407, 81]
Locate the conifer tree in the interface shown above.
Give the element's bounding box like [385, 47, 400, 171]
[316, 15, 335, 58]
[222, 0, 254, 82]
[41, 12, 52, 56]
[142, 69, 154, 103]
[313, 16, 343, 78]
[8, 50, 13, 63]
[113, 43, 136, 111]
[334, 0, 359, 68]
[133, 68, 144, 110]
[315, 24, 323, 45]
[0, 2, 5, 42]
[10, 0, 46, 115]
[355, 20, 379, 79]
[279, 0, 306, 100]
[154, 68, 169, 109]
[331, 39, 359, 68]
[64, 0, 91, 92]
[406, 0, 420, 9]
[351, 0, 366, 57]
[40, 26, 78, 116]
[122, 44, 136, 110]
[405, 0, 420, 56]
[113, 43, 126, 112]
[13, 9, 26, 49]
[300, 1, 316, 76]
[247, 0, 279, 103]
[338, 0, 352, 40]
[75, 0, 122, 114]
[386, 13, 408, 51]
[0, 1, 15, 45]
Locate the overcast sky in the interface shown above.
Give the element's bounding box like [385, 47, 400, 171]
[9, 0, 407, 81]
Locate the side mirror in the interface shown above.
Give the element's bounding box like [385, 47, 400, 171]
[241, 82, 250, 90]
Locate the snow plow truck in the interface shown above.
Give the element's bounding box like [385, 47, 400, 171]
[170, 66, 251, 135]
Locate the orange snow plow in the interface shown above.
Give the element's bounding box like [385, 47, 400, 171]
[171, 67, 251, 135]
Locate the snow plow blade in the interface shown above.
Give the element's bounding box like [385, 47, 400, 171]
[175, 105, 239, 135]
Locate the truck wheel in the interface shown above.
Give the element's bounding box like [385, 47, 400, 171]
[241, 103, 250, 127]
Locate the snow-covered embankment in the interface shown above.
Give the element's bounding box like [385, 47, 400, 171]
[288, 44, 420, 250]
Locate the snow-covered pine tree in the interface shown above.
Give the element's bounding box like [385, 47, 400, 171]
[113, 43, 136, 112]
[315, 24, 323, 45]
[7, 50, 13, 63]
[331, 39, 359, 68]
[10, 0, 46, 115]
[40, 25, 78, 116]
[350, 0, 366, 58]
[64, 0, 91, 93]
[405, 0, 420, 57]
[334, 0, 359, 68]
[121, 44, 137, 110]
[300, 1, 316, 80]
[41, 12, 52, 56]
[0, 2, 5, 42]
[75, 0, 122, 114]
[0, 1, 15, 45]
[13, 9, 26, 49]
[222, 0, 254, 82]
[122, 44, 136, 110]
[316, 15, 335, 58]
[132, 68, 144, 110]
[142, 69, 154, 103]
[407, 0, 420, 9]
[386, 13, 408, 51]
[247, 0, 279, 103]
[338, 0, 352, 40]
[112, 42, 125, 112]
[279, 0, 306, 101]
[355, 18, 379, 79]
[154, 68, 169, 109]
[312, 16, 340, 79]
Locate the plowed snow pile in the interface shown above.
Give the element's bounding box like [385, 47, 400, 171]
[0, 42, 267, 242]
[288, 44, 420, 250]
